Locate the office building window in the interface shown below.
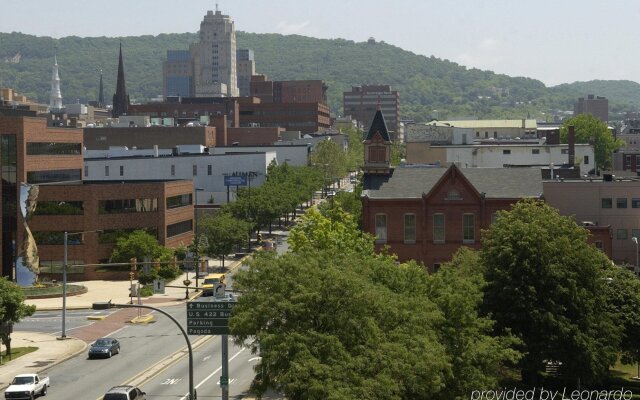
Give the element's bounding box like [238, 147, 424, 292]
[208, 165, 212, 176]
[27, 169, 82, 184]
[171, 165, 175, 176]
[375, 214, 387, 243]
[595, 241, 603, 251]
[119, 165, 124, 176]
[84, 165, 88, 177]
[166, 194, 193, 209]
[617, 229, 628, 240]
[601, 198, 612, 208]
[404, 214, 416, 244]
[617, 198, 628, 208]
[433, 213, 445, 243]
[193, 165, 197, 176]
[532, 149, 540, 155]
[99, 198, 158, 214]
[632, 229, 640, 239]
[105, 166, 109, 177]
[167, 220, 193, 238]
[584, 155, 589, 165]
[503, 149, 511, 155]
[463, 214, 475, 243]
[633, 198, 640, 208]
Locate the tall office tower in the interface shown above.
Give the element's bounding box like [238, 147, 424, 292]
[343, 85, 400, 138]
[49, 55, 63, 111]
[574, 94, 609, 123]
[163, 50, 194, 98]
[236, 49, 255, 97]
[193, 9, 238, 97]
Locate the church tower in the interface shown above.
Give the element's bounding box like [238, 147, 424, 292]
[362, 109, 392, 175]
[49, 54, 63, 111]
[112, 43, 130, 118]
[98, 69, 105, 108]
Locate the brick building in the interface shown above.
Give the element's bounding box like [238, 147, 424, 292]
[343, 85, 399, 137]
[249, 75, 328, 105]
[574, 94, 608, 123]
[361, 111, 612, 270]
[0, 115, 196, 282]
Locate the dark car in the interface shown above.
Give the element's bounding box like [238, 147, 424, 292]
[103, 385, 146, 400]
[88, 337, 120, 359]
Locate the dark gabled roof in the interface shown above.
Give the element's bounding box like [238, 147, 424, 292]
[365, 109, 391, 142]
[363, 167, 543, 199]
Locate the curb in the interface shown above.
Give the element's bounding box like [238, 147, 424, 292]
[129, 315, 154, 324]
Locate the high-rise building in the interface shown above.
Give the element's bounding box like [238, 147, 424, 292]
[192, 9, 238, 97]
[574, 94, 608, 123]
[49, 55, 63, 111]
[236, 49, 255, 97]
[343, 85, 400, 137]
[163, 50, 193, 98]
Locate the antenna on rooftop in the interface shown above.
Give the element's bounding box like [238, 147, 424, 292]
[216, 2, 219, 12]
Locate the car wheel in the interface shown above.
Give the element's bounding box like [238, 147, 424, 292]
[41, 385, 47, 396]
[108, 350, 112, 358]
[115, 346, 120, 355]
[30, 392, 34, 400]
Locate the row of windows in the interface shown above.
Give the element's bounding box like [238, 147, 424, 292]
[26, 142, 82, 155]
[602, 198, 640, 209]
[98, 199, 158, 214]
[89, 165, 215, 178]
[33, 226, 168, 246]
[27, 169, 81, 184]
[375, 213, 478, 244]
[616, 228, 640, 240]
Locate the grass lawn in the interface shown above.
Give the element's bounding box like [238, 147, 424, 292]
[0, 347, 38, 364]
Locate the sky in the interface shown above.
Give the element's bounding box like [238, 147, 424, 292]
[3, 0, 640, 87]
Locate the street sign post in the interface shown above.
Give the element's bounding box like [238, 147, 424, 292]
[186, 301, 236, 335]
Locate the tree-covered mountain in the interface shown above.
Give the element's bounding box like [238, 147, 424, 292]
[1, 31, 638, 122]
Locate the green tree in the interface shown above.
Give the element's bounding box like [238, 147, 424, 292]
[481, 199, 618, 386]
[560, 113, 624, 171]
[109, 230, 172, 264]
[602, 264, 640, 374]
[199, 212, 250, 268]
[0, 277, 36, 356]
[310, 139, 348, 188]
[427, 248, 521, 399]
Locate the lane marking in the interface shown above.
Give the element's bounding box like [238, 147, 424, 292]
[179, 347, 246, 400]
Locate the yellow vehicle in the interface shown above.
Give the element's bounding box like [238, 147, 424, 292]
[202, 273, 226, 297]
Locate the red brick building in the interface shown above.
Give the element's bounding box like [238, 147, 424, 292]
[31, 180, 194, 281]
[361, 110, 611, 270]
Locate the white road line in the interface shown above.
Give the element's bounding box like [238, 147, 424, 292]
[179, 347, 246, 400]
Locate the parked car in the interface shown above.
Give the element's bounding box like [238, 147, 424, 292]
[88, 337, 120, 359]
[262, 239, 277, 251]
[4, 373, 49, 399]
[201, 273, 226, 296]
[103, 385, 146, 400]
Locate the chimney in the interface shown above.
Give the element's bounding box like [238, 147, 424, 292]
[568, 125, 575, 167]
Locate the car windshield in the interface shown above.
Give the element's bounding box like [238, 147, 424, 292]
[103, 394, 128, 400]
[12, 376, 34, 385]
[94, 339, 111, 346]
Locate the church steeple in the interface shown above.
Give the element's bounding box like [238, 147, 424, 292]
[98, 69, 105, 108]
[49, 54, 63, 111]
[362, 109, 392, 175]
[112, 43, 130, 118]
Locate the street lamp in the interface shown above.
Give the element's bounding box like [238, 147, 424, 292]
[60, 229, 102, 340]
[194, 187, 205, 291]
[633, 237, 639, 275]
[93, 301, 196, 400]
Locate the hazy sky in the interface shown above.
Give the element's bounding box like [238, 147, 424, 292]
[3, 0, 639, 86]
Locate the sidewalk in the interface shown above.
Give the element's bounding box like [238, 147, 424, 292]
[0, 255, 248, 391]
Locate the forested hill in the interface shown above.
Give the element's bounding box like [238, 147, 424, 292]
[1, 31, 639, 122]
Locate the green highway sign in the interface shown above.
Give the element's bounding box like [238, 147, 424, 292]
[187, 301, 236, 335]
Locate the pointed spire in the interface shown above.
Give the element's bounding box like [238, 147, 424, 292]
[98, 69, 104, 107]
[49, 52, 63, 111]
[365, 109, 391, 142]
[112, 42, 130, 118]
